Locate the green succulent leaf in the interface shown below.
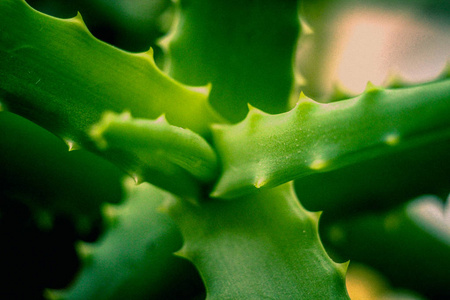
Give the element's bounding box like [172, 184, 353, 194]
[165, 183, 350, 299]
[52, 179, 203, 300]
[212, 80, 450, 199]
[162, 0, 300, 121]
[0, 112, 123, 234]
[0, 0, 223, 148]
[89, 111, 218, 198]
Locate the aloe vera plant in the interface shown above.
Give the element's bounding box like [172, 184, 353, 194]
[1, 0, 449, 299]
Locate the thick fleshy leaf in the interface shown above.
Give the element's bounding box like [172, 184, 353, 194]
[52, 179, 204, 300]
[0, 0, 223, 148]
[162, 0, 300, 121]
[89, 111, 218, 198]
[211, 80, 450, 199]
[165, 183, 350, 299]
[0, 112, 123, 234]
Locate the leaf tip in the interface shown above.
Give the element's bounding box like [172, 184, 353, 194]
[337, 260, 350, 278]
[173, 245, 192, 260]
[102, 203, 120, 227]
[294, 92, 320, 114]
[68, 11, 90, 34]
[363, 81, 382, 94]
[135, 47, 157, 66]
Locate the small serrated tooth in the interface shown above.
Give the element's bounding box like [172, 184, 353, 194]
[309, 210, 322, 224]
[299, 17, 314, 35]
[132, 172, 144, 185]
[244, 104, 270, 127]
[102, 204, 120, 227]
[293, 92, 320, 118]
[364, 81, 381, 94]
[173, 244, 192, 260]
[63, 138, 80, 151]
[155, 113, 168, 124]
[247, 103, 269, 116]
[296, 91, 319, 109]
[135, 47, 156, 66]
[76, 241, 95, 263]
[360, 81, 383, 104]
[68, 12, 90, 34]
[336, 260, 350, 277]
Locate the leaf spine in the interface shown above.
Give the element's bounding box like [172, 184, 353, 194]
[337, 261, 350, 278]
[364, 81, 382, 94]
[173, 245, 191, 260]
[299, 17, 314, 35]
[68, 11, 91, 35]
[155, 113, 168, 124]
[134, 47, 157, 66]
[63, 138, 80, 151]
[76, 241, 95, 263]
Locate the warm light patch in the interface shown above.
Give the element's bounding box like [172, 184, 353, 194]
[332, 7, 450, 92]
